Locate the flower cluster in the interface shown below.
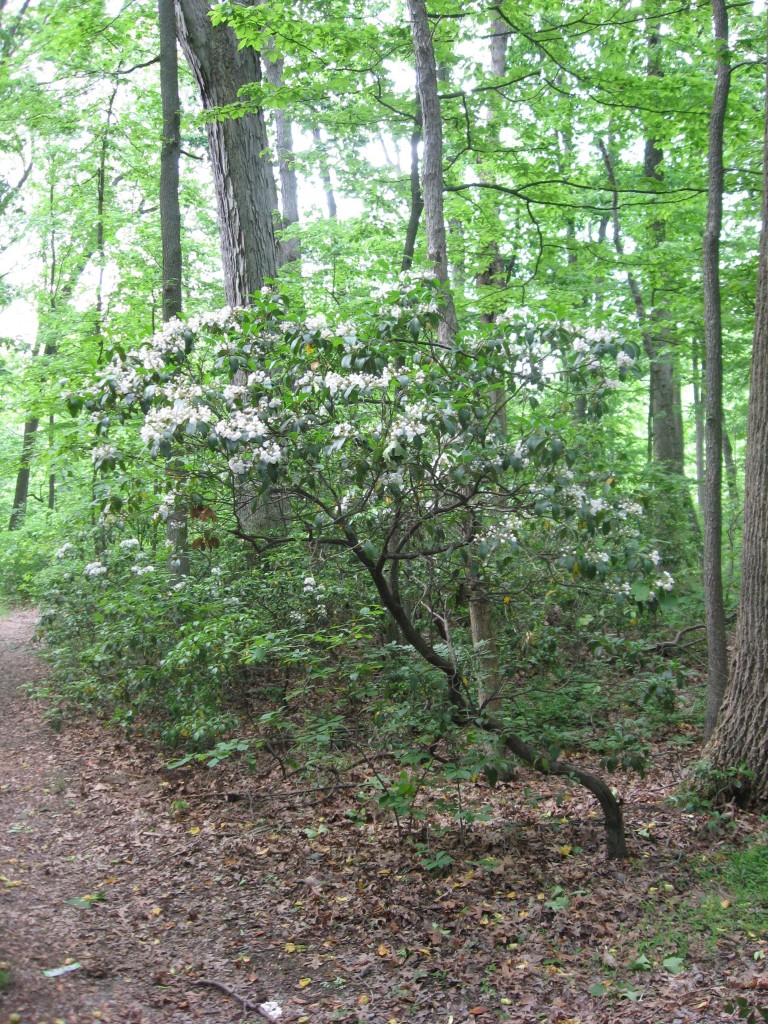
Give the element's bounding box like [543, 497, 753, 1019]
[303, 576, 328, 618]
[92, 444, 119, 464]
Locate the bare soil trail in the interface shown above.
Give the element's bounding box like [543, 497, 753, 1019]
[0, 609, 764, 1024]
[0, 609, 284, 1024]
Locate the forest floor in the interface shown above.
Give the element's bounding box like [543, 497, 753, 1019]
[0, 608, 766, 1024]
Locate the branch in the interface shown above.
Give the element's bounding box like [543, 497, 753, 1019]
[193, 978, 278, 1019]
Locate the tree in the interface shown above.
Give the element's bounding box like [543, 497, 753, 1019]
[702, 13, 768, 803]
[175, 0, 277, 304]
[701, 0, 730, 740]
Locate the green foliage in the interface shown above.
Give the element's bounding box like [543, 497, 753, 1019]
[0, 514, 63, 603]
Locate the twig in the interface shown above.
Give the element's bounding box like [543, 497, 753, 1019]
[194, 978, 273, 1018]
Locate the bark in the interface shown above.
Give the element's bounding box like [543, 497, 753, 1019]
[8, 418, 39, 530]
[692, 341, 705, 510]
[702, 0, 730, 739]
[722, 427, 738, 505]
[406, 0, 458, 346]
[263, 53, 300, 265]
[401, 107, 423, 272]
[159, 0, 183, 321]
[175, 0, 287, 535]
[703, 14, 768, 801]
[468, 574, 502, 711]
[175, 0, 277, 304]
[160, 0, 189, 576]
[467, 15, 509, 712]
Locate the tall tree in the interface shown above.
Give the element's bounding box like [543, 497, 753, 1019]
[406, 0, 626, 857]
[160, 0, 183, 323]
[159, 0, 189, 575]
[701, 0, 730, 739]
[175, 0, 277, 304]
[702, 11, 768, 801]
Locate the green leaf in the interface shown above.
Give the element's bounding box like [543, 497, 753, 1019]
[630, 581, 650, 603]
[662, 956, 685, 975]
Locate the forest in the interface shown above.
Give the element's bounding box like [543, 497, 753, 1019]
[0, 0, 767, 1020]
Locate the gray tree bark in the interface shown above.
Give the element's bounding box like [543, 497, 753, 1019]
[703, 13, 768, 800]
[263, 53, 300, 265]
[160, 0, 189, 576]
[175, 0, 277, 304]
[701, 0, 730, 739]
[406, 0, 457, 347]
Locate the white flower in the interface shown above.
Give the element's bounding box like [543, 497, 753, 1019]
[83, 561, 107, 577]
[228, 457, 251, 476]
[119, 538, 140, 550]
[92, 444, 118, 464]
[616, 351, 635, 368]
[649, 549, 661, 566]
[55, 543, 75, 559]
[131, 565, 155, 576]
[655, 571, 674, 591]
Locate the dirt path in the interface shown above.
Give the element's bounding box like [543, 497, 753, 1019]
[0, 610, 284, 1024]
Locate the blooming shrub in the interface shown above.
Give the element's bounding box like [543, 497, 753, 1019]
[65, 279, 671, 668]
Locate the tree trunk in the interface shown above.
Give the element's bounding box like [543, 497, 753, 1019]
[693, 340, 706, 510]
[401, 106, 423, 272]
[263, 53, 300, 265]
[160, 0, 183, 322]
[175, 0, 285, 535]
[312, 127, 337, 220]
[702, 0, 730, 740]
[160, 0, 189, 577]
[175, 0, 277, 305]
[406, 0, 457, 346]
[703, 13, 768, 800]
[8, 418, 39, 530]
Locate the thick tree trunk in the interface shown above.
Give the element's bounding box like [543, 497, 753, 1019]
[703, 14, 768, 798]
[701, 0, 730, 739]
[175, 0, 276, 304]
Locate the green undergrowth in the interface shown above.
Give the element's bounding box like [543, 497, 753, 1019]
[636, 832, 768, 963]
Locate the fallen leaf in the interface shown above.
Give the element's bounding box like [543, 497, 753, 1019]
[296, 977, 311, 989]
